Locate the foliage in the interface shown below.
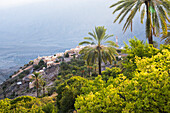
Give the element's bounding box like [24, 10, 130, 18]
[161, 24, 170, 44]
[47, 87, 57, 96]
[57, 58, 91, 81]
[102, 67, 121, 81]
[29, 60, 34, 65]
[124, 37, 159, 59]
[65, 52, 69, 58]
[56, 76, 89, 113]
[42, 103, 58, 113]
[55, 59, 59, 63]
[110, 0, 170, 44]
[75, 47, 170, 113]
[0, 96, 42, 112]
[122, 37, 159, 79]
[39, 78, 47, 97]
[32, 72, 41, 97]
[38, 59, 45, 66]
[33, 65, 41, 70]
[34, 59, 46, 70]
[0, 96, 57, 113]
[79, 26, 118, 75]
[18, 70, 30, 79]
[0, 98, 11, 113]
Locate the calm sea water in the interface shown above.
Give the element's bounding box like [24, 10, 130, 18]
[0, 0, 163, 71]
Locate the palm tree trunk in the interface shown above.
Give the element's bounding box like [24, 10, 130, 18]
[98, 49, 102, 75]
[36, 79, 39, 97]
[88, 68, 91, 76]
[145, 0, 153, 44]
[3, 92, 6, 98]
[43, 86, 45, 97]
[2, 87, 6, 98]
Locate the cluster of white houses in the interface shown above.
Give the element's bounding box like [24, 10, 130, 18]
[0, 45, 126, 98]
[18, 46, 85, 89]
[33, 45, 85, 68]
[14, 45, 124, 89]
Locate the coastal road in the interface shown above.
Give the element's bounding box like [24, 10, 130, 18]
[12, 65, 33, 78]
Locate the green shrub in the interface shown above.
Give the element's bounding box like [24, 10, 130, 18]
[42, 103, 58, 113]
[34, 65, 40, 70]
[23, 70, 30, 75]
[56, 76, 88, 113]
[122, 37, 159, 79]
[19, 73, 26, 79]
[0, 96, 58, 113]
[75, 47, 170, 113]
[0, 98, 11, 112]
[47, 87, 56, 96]
[29, 60, 34, 65]
[55, 59, 59, 63]
[102, 67, 121, 81]
[0, 96, 43, 112]
[38, 59, 45, 66]
[65, 52, 69, 58]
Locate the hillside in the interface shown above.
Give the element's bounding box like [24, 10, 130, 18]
[0, 0, 163, 81]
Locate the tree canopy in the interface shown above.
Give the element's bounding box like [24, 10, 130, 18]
[110, 0, 170, 44]
[79, 26, 118, 75]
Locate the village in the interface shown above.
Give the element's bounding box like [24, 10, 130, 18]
[0, 45, 124, 99]
[0, 45, 91, 98]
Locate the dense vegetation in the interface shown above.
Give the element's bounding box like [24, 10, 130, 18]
[0, 0, 169, 112]
[75, 44, 170, 112]
[0, 38, 169, 113]
[0, 96, 58, 113]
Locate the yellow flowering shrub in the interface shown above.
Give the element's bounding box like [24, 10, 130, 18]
[0, 96, 58, 113]
[75, 47, 170, 112]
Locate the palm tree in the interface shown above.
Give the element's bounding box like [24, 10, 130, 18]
[110, 0, 170, 44]
[79, 26, 118, 75]
[32, 72, 40, 97]
[40, 79, 46, 97]
[2, 86, 6, 98]
[93, 64, 97, 74]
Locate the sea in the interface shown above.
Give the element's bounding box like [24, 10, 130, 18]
[0, 0, 163, 83]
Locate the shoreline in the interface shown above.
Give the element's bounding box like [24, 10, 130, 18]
[0, 46, 84, 84]
[0, 45, 124, 84]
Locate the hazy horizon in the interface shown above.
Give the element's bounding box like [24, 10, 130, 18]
[0, 0, 163, 74]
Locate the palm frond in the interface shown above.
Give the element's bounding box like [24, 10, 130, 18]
[95, 26, 106, 43]
[114, 6, 129, 23]
[161, 24, 170, 44]
[110, 0, 125, 8]
[154, 11, 160, 36]
[84, 37, 94, 42]
[123, 1, 143, 32]
[110, 0, 169, 44]
[161, 0, 170, 15]
[112, 1, 133, 15]
[79, 41, 91, 45]
[88, 32, 97, 40]
[105, 40, 119, 47]
[157, 6, 168, 36]
[141, 6, 145, 24]
[103, 34, 114, 41]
